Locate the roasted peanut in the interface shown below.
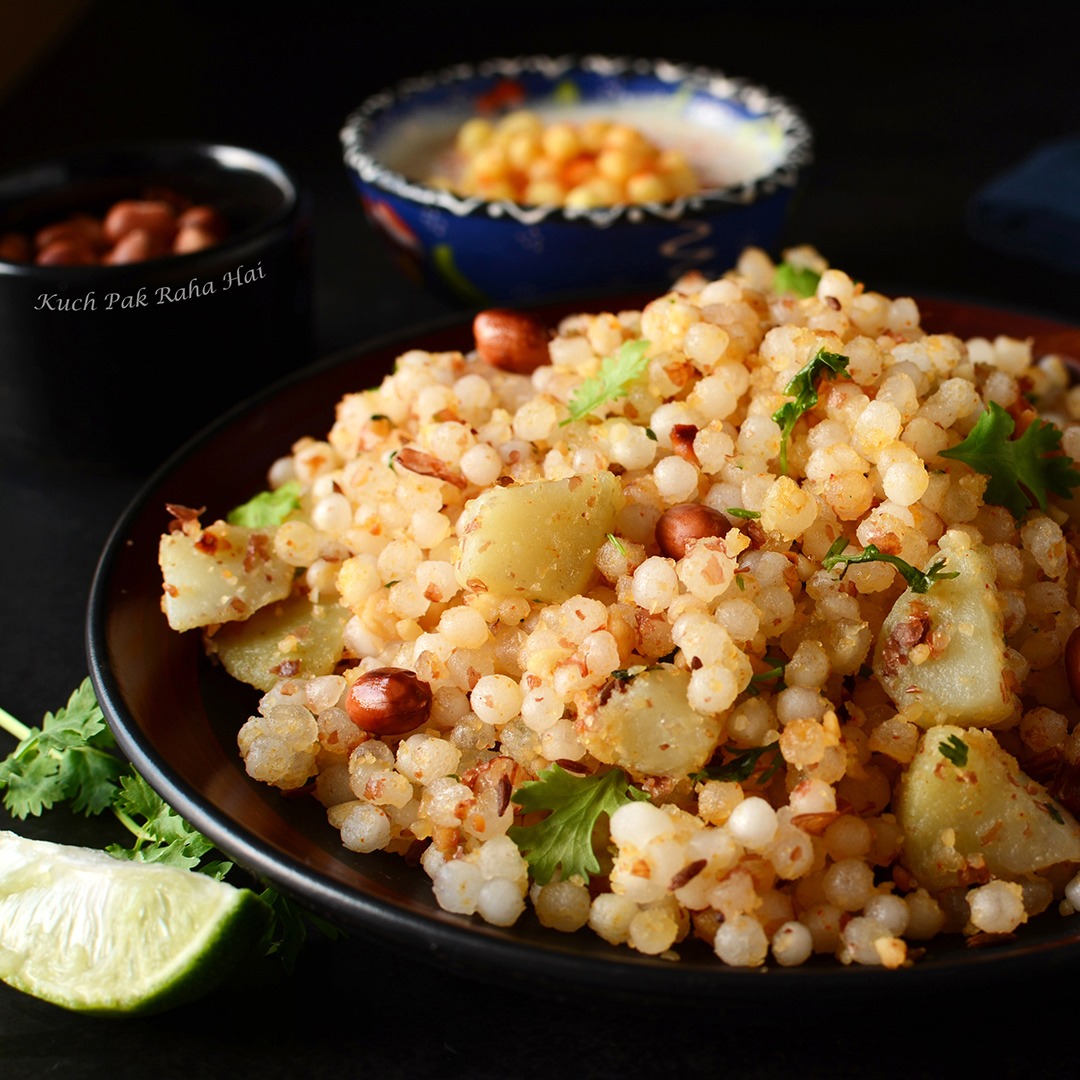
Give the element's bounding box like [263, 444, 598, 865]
[35, 238, 97, 266]
[141, 185, 192, 214]
[655, 502, 728, 559]
[345, 667, 433, 736]
[103, 199, 178, 244]
[433, 111, 702, 207]
[173, 224, 219, 254]
[670, 423, 699, 464]
[0, 231, 30, 262]
[177, 204, 227, 239]
[104, 227, 169, 265]
[473, 308, 551, 374]
[35, 213, 107, 254]
[5, 190, 228, 267]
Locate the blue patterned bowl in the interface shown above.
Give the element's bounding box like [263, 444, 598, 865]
[341, 55, 812, 305]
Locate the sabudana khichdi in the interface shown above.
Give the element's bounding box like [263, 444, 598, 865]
[159, 245, 1080, 969]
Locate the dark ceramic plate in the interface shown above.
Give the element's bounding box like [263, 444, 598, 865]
[88, 295, 1080, 1001]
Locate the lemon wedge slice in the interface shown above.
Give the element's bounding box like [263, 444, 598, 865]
[0, 830, 270, 1015]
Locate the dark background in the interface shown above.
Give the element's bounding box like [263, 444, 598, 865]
[2, 2, 1080, 1076]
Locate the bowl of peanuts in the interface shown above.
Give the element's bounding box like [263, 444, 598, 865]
[0, 140, 312, 471]
[341, 55, 812, 306]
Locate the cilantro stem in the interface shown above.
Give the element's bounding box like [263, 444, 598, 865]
[0, 705, 31, 743]
[111, 806, 152, 846]
[822, 538, 958, 593]
[750, 662, 785, 683]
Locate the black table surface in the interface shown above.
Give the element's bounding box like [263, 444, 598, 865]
[3, 2, 1080, 1076]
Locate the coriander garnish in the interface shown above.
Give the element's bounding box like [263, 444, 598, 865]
[939, 401, 1080, 520]
[822, 538, 958, 594]
[771, 347, 850, 474]
[938, 734, 969, 767]
[561, 339, 651, 425]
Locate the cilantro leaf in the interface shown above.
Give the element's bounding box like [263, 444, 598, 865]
[938, 734, 969, 767]
[694, 743, 784, 784]
[771, 347, 850, 473]
[256, 887, 345, 975]
[726, 508, 760, 519]
[561, 339, 651, 425]
[507, 764, 649, 884]
[227, 479, 302, 528]
[822, 537, 959, 593]
[0, 679, 124, 818]
[939, 401, 1080, 520]
[107, 772, 219, 872]
[773, 262, 821, 299]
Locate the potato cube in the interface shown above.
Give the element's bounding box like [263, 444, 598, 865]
[457, 472, 621, 603]
[159, 521, 293, 632]
[897, 725, 1080, 893]
[873, 533, 1016, 727]
[205, 592, 350, 691]
[577, 666, 724, 779]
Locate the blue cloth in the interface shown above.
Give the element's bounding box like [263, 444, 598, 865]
[968, 136, 1080, 275]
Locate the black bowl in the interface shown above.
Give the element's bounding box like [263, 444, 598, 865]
[0, 140, 312, 473]
[88, 294, 1080, 1003]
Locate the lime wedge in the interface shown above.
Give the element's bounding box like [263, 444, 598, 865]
[0, 830, 270, 1015]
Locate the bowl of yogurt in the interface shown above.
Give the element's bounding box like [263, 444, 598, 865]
[340, 55, 812, 305]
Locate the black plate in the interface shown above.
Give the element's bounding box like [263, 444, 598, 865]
[87, 295, 1080, 1001]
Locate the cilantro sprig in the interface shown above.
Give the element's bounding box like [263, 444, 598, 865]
[0, 680, 337, 973]
[773, 262, 821, 299]
[506, 764, 649, 884]
[107, 772, 226, 875]
[822, 537, 958, 594]
[693, 743, 785, 784]
[939, 401, 1080, 521]
[227, 479, 303, 528]
[561, 339, 651, 425]
[0, 680, 123, 818]
[771, 347, 850, 473]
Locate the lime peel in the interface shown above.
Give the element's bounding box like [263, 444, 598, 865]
[0, 830, 270, 1015]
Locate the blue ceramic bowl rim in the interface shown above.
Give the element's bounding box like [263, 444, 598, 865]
[340, 54, 813, 228]
[0, 138, 302, 276]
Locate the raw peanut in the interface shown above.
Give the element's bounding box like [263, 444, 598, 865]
[473, 308, 551, 374]
[173, 224, 218, 254]
[346, 667, 433, 736]
[104, 227, 169, 265]
[13, 192, 227, 268]
[35, 238, 97, 266]
[0, 231, 30, 262]
[103, 200, 177, 244]
[141, 185, 193, 214]
[177, 204, 227, 239]
[35, 213, 107, 254]
[655, 502, 728, 560]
